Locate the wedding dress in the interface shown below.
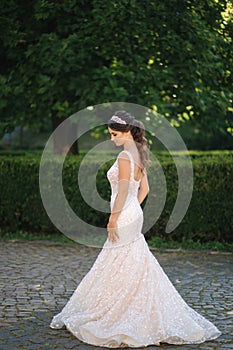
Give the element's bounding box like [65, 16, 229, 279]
[50, 150, 221, 348]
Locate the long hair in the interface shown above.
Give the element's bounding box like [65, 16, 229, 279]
[108, 110, 150, 169]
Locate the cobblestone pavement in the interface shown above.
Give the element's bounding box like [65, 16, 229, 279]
[0, 241, 232, 350]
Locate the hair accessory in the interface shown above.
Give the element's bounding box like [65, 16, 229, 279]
[110, 115, 127, 125]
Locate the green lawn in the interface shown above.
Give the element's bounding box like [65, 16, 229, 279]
[1, 230, 232, 253]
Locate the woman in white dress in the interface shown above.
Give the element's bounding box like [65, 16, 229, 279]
[50, 110, 221, 348]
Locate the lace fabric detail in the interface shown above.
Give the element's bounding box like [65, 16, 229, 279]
[50, 150, 221, 348]
[105, 150, 143, 248]
[107, 150, 140, 198]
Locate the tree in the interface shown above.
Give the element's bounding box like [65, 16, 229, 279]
[0, 0, 232, 152]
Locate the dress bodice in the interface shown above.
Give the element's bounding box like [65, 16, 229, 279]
[107, 150, 141, 198]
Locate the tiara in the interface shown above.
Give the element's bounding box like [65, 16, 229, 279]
[110, 115, 127, 125]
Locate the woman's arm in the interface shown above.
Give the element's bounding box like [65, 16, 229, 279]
[137, 170, 149, 204]
[107, 153, 130, 242]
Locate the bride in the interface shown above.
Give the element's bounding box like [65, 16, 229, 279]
[50, 110, 221, 348]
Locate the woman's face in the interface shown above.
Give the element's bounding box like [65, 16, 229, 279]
[108, 127, 126, 146]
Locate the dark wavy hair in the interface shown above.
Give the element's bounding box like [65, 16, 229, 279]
[108, 110, 150, 169]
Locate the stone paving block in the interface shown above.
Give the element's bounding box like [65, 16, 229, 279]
[0, 241, 232, 350]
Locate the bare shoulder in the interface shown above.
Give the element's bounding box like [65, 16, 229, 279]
[117, 151, 131, 168]
[117, 151, 131, 181]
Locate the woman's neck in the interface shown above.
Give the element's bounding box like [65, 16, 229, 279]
[123, 139, 136, 152]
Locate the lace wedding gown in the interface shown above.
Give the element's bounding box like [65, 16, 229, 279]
[50, 150, 221, 348]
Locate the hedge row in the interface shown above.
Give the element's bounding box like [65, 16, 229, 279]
[0, 151, 232, 242]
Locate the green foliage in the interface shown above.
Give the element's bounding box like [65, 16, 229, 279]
[149, 153, 233, 243]
[0, 156, 52, 232]
[0, 229, 73, 243]
[147, 236, 233, 252]
[1, 229, 232, 252]
[0, 150, 232, 244]
[0, 0, 232, 139]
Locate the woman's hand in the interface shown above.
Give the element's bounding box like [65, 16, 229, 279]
[107, 218, 119, 243]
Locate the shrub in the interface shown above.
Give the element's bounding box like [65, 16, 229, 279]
[0, 150, 232, 242]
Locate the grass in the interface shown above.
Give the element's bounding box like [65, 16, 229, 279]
[0, 230, 73, 243]
[147, 236, 233, 253]
[0, 230, 232, 253]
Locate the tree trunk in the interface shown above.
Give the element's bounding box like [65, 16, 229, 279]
[19, 125, 24, 149]
[68, 123, 79, 155]
[51, 112, 79, 155]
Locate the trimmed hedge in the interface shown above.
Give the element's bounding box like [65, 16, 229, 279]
[147, 154, 233, 243]
[0, 151, 232, 242]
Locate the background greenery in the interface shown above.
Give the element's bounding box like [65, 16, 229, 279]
[0, 1, 232, 250]
[0, 0, 232, 152]
[0, 150, 232, 246]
